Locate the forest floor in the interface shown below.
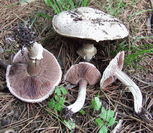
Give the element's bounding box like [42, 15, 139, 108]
[0, 0, 153, 133]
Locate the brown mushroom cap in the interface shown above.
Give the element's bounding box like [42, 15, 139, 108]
[6, 48, 62, 102]
[64, 62, 101, 85]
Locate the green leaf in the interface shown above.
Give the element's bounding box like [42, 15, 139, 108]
[95, 118, 103, 127]
[48, 99, 56, 109]
[100, 107, 107, 120]
[99, 126, 108, 133]
[58, 97, 64, 105]
[55, 87, 61, 96]
[107, 117, 115, 127]
[55, 95, 60, 101]
[79, 110, 85, 115]
[64, 120, 75, 130]
[92, 97, 102, 111]
[60, 86, 67, 95]
[95, 97, 102, 110]
[55, 103, 63, 111]
[54, 97, 65, 111]
[106, 110, 114, 122]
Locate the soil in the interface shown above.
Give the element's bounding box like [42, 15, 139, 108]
[0, 0, 153, 133]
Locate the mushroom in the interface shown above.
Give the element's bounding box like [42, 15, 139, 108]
[6, 42, 62, 102]
[63, 62, 101, 118]
[52, 7, 129, 61]
[100, 51, 143, 113]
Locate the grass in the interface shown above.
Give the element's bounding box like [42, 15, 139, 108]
[101, 0, 153, 68]
[106, 0, 128, 17]
[27, 0, 152, 69]
[127, 9, 153, 21]
[44, 0, 89, 13]
[43, 0, 153, 68]
[30, 0, 89, 33]
[113, 38, 153, 67]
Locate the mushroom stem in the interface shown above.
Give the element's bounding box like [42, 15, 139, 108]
[77, 44, 97, 61]
[67, 79, 87, 113]
[28, 59, 40, 76]
[83, 44, 95, 51]
[114, 68, 142, 113]
[27, 42, 43, 76]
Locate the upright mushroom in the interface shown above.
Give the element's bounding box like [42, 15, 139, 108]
[100, 51, 143, 113]
[6, 26, 62, 102]
[52, 7, 129, 61]
[63, 62, 101, 118]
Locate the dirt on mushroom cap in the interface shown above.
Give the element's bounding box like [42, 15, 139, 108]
[52, 7, 129, 42]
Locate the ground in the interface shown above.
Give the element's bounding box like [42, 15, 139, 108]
[0, 0, 153, 133]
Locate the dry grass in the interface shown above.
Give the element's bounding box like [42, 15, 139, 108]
[0, 0, 153, 132]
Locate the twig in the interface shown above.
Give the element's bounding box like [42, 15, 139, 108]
[112, 119, 123, 133]
[133, 76, 153, 87]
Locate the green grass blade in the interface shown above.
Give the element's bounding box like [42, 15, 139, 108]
[83, 0, 88, 7]
[59, 0, 68, 11]
[127, 9, 153, 21]
[44, 0, 61, 14]
[132, 36, 153, 43]
[125, 47, 153, 65]
[54, 0, 63, 12]
[30, 12, 52, 28]
[67, 0, 75, 9]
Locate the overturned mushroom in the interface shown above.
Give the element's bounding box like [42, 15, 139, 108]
[63, 62, 101, 118]
[100, 51, 143, 113]
[6, 26, 62, 102]
[6, 42, 62, 102]
[52, 7, 129, 61]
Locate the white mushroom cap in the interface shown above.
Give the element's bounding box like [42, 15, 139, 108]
[6, 47, 62, 103]
[52, 7, 129, 42]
